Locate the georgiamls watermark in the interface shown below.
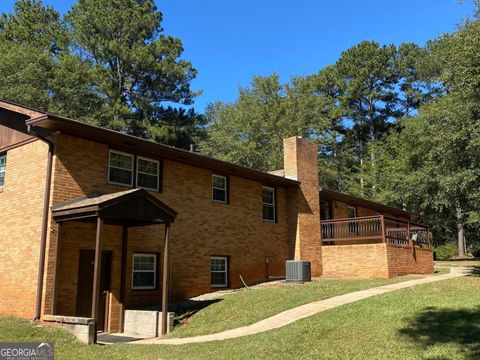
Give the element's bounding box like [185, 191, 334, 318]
[0, 342, 54, 360]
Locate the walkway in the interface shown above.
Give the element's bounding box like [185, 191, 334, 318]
[136, 267, 473, 345]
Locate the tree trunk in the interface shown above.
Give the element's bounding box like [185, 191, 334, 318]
[455, 201, 466, 257]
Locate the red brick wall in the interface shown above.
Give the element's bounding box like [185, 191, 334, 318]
[43, 133, 292, 330]
[0, 140, 48, 317]
[284, 137, 322, 276]
[386, 245, 434, 276]
[322, 243, 433, 279]
[322, 244, 389, 278]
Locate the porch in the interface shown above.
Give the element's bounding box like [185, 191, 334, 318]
[44, 189, 176, 343]
[321, 215, 432, 249]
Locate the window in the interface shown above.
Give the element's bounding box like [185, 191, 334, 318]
[212, 175, 227, 203]
[320, 199, 332, 220]
[347, 206, 357, 218]
[347, 206, 358, 234]
[0, 154, 5, 188]
[211, 256, 228, 287]
[137, 157, 160, 191]
[108, 150, 134, 187]
[262, 186, 275, 222]
[132, 254, 157, 290]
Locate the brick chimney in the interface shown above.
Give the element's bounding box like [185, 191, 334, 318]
[284, 136, 322, 276]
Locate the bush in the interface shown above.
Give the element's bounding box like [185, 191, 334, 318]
[434, 243, 458, 260]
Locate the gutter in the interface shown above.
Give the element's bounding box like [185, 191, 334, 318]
[27, 125, 54, 321]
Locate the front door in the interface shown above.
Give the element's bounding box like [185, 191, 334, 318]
[76, 250, 112, 332]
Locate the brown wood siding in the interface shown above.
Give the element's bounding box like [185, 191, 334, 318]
[328, 198, 410, 221]
[0, 109, 33, 149]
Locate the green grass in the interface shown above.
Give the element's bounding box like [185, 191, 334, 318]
[170, 275, 425, 338]
[3, 268, 478, 360]
[435, 260, 480, 268]
[0, 274, 478, 360]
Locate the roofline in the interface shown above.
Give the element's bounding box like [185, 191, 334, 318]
[319, 188, 421, 219]
[0, 98, 46, 117]
[24, 113, 299, 187]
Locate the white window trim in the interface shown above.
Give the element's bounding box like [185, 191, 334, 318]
[131, 253, 157, 290]
[262, 186, 276, 222]
[0, 154, 6, 188]
[212, 174, 227, 204]
[211, 256, 228, 288]
[108, 150, 134, 187]
[136, 156, 160, 192]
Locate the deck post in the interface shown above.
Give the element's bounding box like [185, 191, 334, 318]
[161, 222, 171, 336]
[92, 217, 104, 341]
[380, 215, 387, 244]
[407, 221, 412, 248]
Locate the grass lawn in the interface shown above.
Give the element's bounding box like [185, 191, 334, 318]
[3, 269, 478, 360]
[169, 272, 446, 338]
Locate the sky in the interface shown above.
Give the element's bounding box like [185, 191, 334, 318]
[0, 0, 476, 112]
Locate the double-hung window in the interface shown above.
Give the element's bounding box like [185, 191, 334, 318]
[212, 175, 227, 203]
[108, 150, 134, 187]
[132, 254, 157, 290]
[0, 154, 6, 188]
[262, 186, 275, 222]
[137, 157, 160, 191]
[108, 150, 160, 191]
[211, 256, 228, 287]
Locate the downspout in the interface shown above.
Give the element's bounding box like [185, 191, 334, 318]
[27, 125, 54, 321]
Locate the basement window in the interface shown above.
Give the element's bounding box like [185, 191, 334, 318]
[211, 256, 228, 288]
[108, 150, 134, 187]
[137, 156, 160, 191]
[132, 254, 157, 290]
[0, 154, 5, 188]
[262, 186, 276, 222]
[212, 174, 227, 203]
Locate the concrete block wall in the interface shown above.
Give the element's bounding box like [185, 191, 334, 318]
[123, 310, 174, 336]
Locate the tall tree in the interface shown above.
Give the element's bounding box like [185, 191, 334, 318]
[199, 73, 339, 172]
[372, 18, 480, 257]
[67, 0, 200, 146]
[334, 41, 401, 196]
[0, 0, 104, 121]
[0, 0, 69, 54]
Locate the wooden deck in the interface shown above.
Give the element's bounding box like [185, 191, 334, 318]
[321, 215, 431, 248]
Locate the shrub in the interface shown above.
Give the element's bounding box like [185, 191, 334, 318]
[434, 243, 458, 260]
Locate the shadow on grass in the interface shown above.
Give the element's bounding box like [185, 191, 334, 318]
[400, 306, 480, 360]
[470, 266, 480, 277]
[171, 299, 223, 326]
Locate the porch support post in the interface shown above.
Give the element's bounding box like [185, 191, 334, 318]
[51, 222, 61, 315]
[92, 217, 104, 326]
[119, 225, 128, 332]
[161, 222, 171, 336]
[380, 215, 387, 244]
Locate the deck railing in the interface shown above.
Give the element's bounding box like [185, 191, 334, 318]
[321, 215, 431, 249]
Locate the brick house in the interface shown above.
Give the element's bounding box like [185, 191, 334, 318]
[0, 100, 433, 335]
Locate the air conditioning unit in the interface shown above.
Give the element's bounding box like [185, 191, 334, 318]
[286, 260, 311, 282]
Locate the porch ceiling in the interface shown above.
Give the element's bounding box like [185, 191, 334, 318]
[51, 188, 177, 225]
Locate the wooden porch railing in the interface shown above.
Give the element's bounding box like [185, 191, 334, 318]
[321, 215, 431, 249]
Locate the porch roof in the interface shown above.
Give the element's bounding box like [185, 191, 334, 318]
[51, 188, 177, 225]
